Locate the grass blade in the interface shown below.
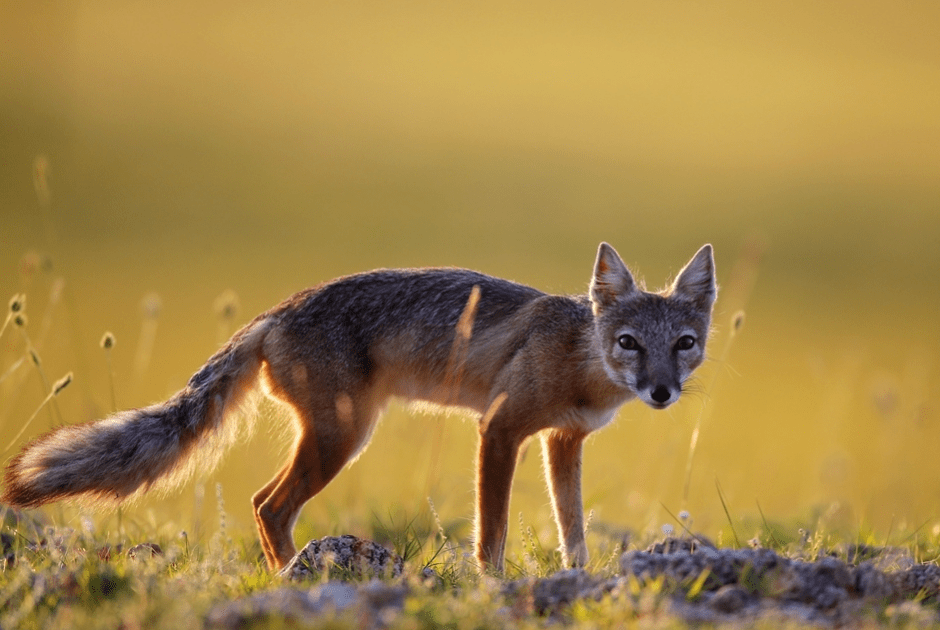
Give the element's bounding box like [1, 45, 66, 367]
[716, 479, 741, 549]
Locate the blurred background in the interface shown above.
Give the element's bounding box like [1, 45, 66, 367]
[2, 2, 939, 554]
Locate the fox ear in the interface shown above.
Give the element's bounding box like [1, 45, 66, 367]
[590, 242, 637, 310]
[671, 244, 717, 309]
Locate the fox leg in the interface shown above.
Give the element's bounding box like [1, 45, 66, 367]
[254, 382, 380, 570]
[541, 429, 589, 567]
[251, 464, 290, 568]
[474, 407, 524, 573]
[253, 426, 348, 570]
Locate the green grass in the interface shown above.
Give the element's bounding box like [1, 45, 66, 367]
[4, 504, 940, 628]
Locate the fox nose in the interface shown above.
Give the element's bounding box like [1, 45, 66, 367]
[650, 386, 672, 404]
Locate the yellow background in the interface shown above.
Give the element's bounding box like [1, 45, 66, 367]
[2, 2, 939, 552]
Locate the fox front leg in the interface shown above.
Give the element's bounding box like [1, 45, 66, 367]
[541, 429, 589, 567]
[473, 415, 524, 573]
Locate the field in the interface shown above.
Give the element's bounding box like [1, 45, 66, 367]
[2, 2, 940, 627]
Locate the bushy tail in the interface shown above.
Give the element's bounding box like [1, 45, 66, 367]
[2, 316, 272, 509]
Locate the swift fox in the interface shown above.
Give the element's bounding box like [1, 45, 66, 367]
[2, 243, 716, 572]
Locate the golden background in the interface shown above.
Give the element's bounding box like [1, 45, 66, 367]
[2, 2, 939, 552]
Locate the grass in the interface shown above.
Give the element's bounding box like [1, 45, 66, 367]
[3, 504, 940, 628]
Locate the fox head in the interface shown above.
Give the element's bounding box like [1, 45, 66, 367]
[589, 243, 717, 409]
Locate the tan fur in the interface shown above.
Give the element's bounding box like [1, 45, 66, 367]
[2, 243, 716, 573]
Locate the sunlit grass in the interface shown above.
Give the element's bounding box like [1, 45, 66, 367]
[4, 501, 940, 628]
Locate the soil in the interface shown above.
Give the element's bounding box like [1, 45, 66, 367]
[209, 535, 940, 627]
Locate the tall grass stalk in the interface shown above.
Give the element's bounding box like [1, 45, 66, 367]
[681, 310, 744, 504]
[133, 292, 162, 383]
[100, 331, 123, 536]
[33, 278, 65, 351]
[32, 155, 56, 249]
[756, 500, 782, 549]
[214, 290, 239, 346]
[426, 285, 479, 498]
[681, 237, 762, 506]
[2, 372, 72, 454]
[0, 356, 27, 386]
[101, 331, 118, 412]
[660, 503, 709, 546]
[14, 311, 63, 427]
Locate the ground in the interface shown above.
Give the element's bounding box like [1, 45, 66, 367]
[3, 508, 940, 629]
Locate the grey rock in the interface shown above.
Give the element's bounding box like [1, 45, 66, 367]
[206, 581, 407, 629]
[708, 585, 750, 613]
[279, 535, 404, 581]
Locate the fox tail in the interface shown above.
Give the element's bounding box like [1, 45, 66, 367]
[2, 316, 271, 509]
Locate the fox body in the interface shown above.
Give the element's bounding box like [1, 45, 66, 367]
[2, 243, 716, 572]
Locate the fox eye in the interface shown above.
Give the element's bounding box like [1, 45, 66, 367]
[618, 334, 639, 350]
[676, 335, 696, 351]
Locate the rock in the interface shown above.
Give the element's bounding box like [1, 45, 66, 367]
[358, 580, 408, 613]
[279, 535, 404, 581]
[531, 569, 605, 612]
[206, 586, 350, 628]
[1, 531, 19, 568]
[502, 569, 622, 617]
[891, 562, 940, 601]
[708, 585, 750, 613]
[127, 542, 164, 560]
[312, 582, 360, 610]
[206, 581, 407, 629]
[646, 534, 716, 555]
[853, 561, 896, 601]
[617, 538, 940, 623]
[96, 544, 121, 561]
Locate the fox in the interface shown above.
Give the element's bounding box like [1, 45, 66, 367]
[2, 242, 716, 573]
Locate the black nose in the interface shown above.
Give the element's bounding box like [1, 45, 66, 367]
[651, 386, 672, 404]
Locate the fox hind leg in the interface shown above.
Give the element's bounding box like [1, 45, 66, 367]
[252, 463, 290, 568]
[254, 366, 381, 570]
[254, 427, 343, 570]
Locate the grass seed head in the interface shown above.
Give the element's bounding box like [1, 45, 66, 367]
[9, 294, 25, 313]
[101, 331, 116, 350]
[33, 154, 51, 205]
[53, 372, 73, 396]
[141, 292, 162, 320]
[214, 289, 240, 321]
